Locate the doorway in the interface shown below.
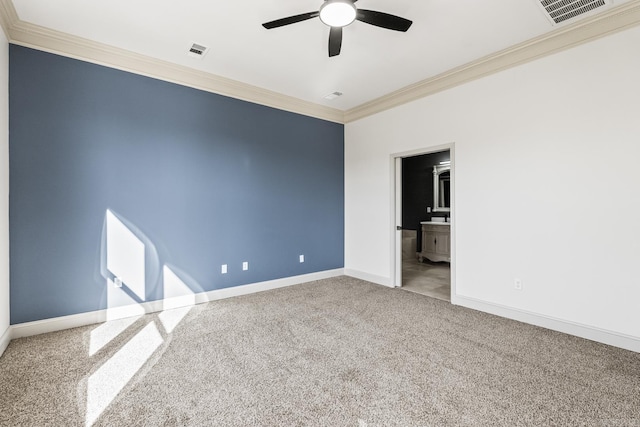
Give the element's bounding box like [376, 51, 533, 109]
[393, 147, 453, 302]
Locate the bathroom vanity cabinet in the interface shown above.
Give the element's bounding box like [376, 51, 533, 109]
[419, 222, 450, 263]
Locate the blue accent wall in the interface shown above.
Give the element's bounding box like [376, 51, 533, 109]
[9, 45, 344, 324]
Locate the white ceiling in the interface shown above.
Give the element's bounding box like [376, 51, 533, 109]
[9, 0, 633, 111]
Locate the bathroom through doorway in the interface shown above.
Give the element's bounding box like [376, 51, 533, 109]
[395, 148, 452, 301]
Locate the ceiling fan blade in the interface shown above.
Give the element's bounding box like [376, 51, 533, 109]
[328, 26, 342, 57]
[356, 9, 412, 32]
[262, 12, 319, 29]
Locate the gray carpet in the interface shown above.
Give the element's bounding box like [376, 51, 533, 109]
[1, 276, 639, 426]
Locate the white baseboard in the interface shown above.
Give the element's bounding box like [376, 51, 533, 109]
[10, 269, 636, 354]
[454, 295, 640, 353]
[0, 326, 10, 358]
[344, 269, 391, 287]
[10, 268, 344, 340]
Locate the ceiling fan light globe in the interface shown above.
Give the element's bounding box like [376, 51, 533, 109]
[319, 0, 357, 27]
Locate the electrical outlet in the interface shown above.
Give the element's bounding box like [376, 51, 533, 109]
[221, 264, 227, 274]
[114, 277, 123, 288]
[299, 255, 304, 263]
[514, 279, 523, 291]
[242, 261, 248, 271]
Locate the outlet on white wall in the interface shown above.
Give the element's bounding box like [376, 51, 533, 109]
[514, 278, 523, 291]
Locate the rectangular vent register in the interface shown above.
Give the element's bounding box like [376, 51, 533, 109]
[187, 43, 208, 59]
[536, 0, 609, 25]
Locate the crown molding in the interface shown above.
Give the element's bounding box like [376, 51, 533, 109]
[0, 0, 345, 124]
[344, 0, 640, 122]
[0, 0, 15, 39]
[1, 0, 640, 124]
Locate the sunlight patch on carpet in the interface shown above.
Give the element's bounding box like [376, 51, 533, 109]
[86, 322, 163, 426]
[89, 315, 141, 356]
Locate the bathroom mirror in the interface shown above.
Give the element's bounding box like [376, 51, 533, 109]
[433, 165, 450, 212]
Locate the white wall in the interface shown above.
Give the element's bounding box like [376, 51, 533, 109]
[345, 26, 640, 349]
[0, 29, 9, 357]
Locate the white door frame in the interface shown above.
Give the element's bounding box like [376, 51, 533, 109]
[394, 157, 403, 287]
[390, 143, 456, 301]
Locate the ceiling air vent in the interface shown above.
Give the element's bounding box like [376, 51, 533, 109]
[536, 0, 610, 25]
[323, 91, 343, 100]
[187, 42, 208, 59]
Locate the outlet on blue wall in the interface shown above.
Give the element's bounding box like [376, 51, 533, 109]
[9, 45, 344, 324]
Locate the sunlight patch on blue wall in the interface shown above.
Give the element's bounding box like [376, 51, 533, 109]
[106, 209, 145, 301]
[159, 265, 196, 333]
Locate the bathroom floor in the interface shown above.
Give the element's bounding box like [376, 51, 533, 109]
[401, 255, 451, 302]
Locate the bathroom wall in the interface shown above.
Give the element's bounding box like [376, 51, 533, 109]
[402, 150, 450, 252]
[402, 150, 451, 228]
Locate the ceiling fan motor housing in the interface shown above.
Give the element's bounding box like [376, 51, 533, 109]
[319, 0, 357, 27]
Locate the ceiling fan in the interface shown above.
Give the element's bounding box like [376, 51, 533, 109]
[262, 0, 413, 57]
